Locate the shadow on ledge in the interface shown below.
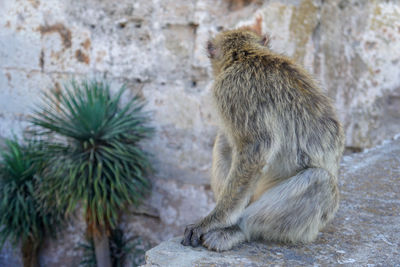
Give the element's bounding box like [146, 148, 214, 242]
[142, 137, 400, 266]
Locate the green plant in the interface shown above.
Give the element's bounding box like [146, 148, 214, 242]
[0, 139, 63, 267]
[79, 228, 148, 267]
[79, 238, 96, 267]
[110, 229, 148, 267]
[30, 80, 153, 267]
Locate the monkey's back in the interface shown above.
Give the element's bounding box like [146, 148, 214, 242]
[213, 51, 344, 178]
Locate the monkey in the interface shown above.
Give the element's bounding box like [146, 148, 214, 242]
[181, 27, 345, 252]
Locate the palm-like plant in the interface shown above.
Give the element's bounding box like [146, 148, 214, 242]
[30, 81, 153, 267]
[0, 139, 63, 267]
[79, 228, 148, 267]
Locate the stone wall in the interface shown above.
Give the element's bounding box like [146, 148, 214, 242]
[1, 0, 400, 266]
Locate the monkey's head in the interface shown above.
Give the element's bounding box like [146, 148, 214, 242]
[207, 29, 270, 77]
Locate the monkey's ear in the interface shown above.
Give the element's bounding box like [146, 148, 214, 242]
[207, 40, 217, 59]
[260, 34, 270, 47]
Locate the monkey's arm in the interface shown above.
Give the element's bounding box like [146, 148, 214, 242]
[211, 132, 232, 201]
[182, 143, 266, 247]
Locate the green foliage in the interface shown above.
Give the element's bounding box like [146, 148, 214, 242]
[79, 238, 96, 267]
[30, 80, 153, 229]
[110, 229, 147, 267]
[0, 139, 63, 248]
[79, 229, 148, 267]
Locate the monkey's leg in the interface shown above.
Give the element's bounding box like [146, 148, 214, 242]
[239, 168, 339, 243]
[211, 131, 232, 201]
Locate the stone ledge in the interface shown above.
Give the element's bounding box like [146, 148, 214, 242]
[142, 137, 400, 266]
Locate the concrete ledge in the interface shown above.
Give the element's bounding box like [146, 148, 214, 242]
[143, 137, 400, 266]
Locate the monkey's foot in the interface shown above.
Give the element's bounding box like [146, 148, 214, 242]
[201, 225, 246, 252]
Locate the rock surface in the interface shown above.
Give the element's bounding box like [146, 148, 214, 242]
[143, 137, 400, 266]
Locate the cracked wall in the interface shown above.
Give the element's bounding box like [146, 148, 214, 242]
[1, 0, 400, 265]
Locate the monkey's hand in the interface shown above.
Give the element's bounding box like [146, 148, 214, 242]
[181, 215, 220, 247]
[181, 223, 205, 247]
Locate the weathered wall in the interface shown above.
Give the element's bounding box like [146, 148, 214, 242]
[0, 0, 400, 266]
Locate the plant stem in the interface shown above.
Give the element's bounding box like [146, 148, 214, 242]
[21, 237, 40, 267]
[93, 226, 112, 267]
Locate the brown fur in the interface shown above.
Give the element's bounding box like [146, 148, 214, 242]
[182, 28, 344, 251]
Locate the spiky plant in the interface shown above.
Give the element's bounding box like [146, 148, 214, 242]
[79, 228, 148, 267]
[30, 80, 153, 267]
[109, 229, 148, 267]
[0, 139, 63, 267]
[79, 237, 96, 267]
